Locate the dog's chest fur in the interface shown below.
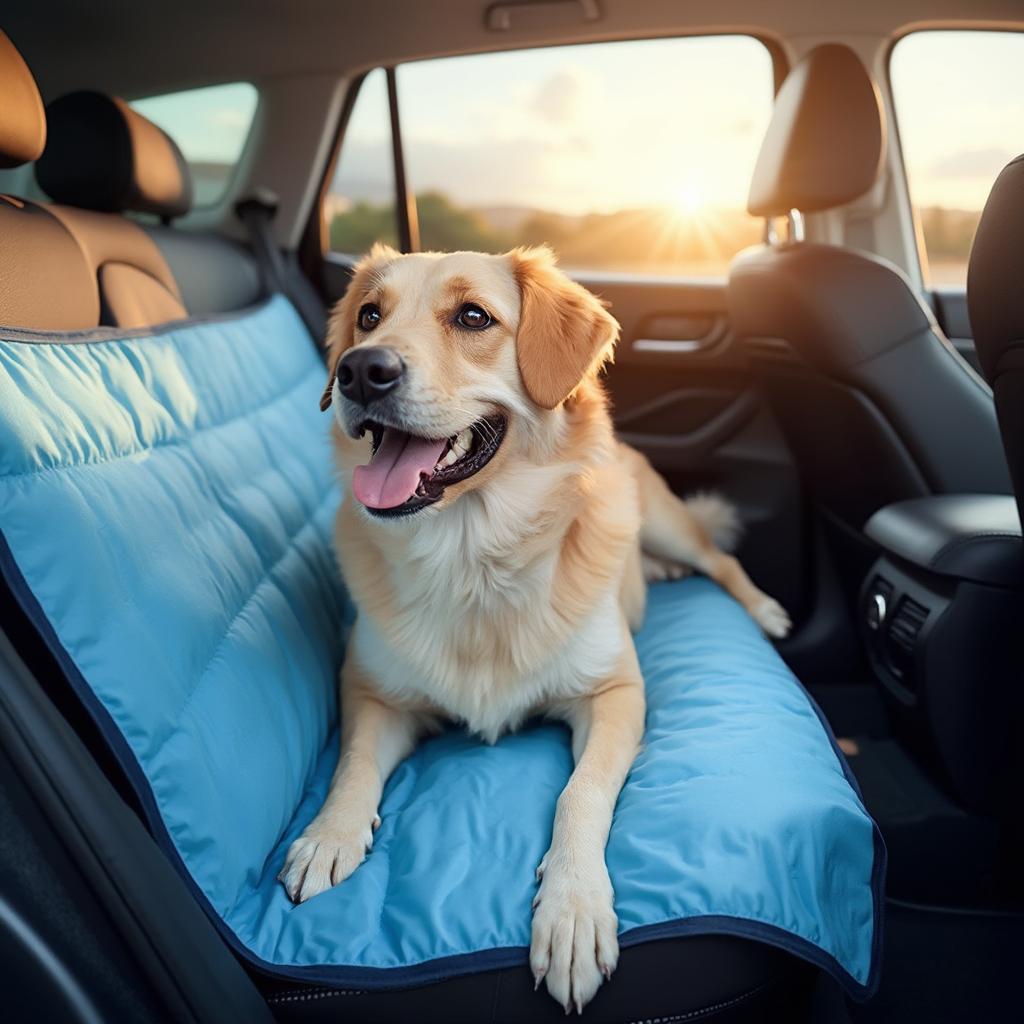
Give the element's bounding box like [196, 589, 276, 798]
[340, 468, 632, 743]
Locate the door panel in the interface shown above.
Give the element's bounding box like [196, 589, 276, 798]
[576, 274, 806, 620]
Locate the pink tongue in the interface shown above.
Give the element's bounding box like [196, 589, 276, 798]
[353, 429, 448, 509]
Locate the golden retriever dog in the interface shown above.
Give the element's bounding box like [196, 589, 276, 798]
[279, 244, 791, 1012]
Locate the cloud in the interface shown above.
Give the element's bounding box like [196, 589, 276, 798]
[928, 146, 1015, 180]
[530, 67, 594, 125]
[332, 135, 590, 210]
[208, 106, 249, 128]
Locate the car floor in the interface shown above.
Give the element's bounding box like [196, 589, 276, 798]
[808, 683, 1024, 1024]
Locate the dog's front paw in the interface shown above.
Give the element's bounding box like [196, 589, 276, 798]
[753, 597, 792, 639]
[278, 814, 379, 903]
[530, 851, 618, 1014]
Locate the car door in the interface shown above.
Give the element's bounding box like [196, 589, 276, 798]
[310, 40, 808, 624]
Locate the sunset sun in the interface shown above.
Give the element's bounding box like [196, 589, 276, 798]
[673, 180, 705, 215]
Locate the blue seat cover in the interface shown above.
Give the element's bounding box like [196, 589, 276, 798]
[0, 296, 883, 996]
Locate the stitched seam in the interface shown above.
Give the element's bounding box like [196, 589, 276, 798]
[626, 980, 772, 1024]
[265, 988, 366, 1004]
[0, 360, 321, 481]
[262, 979, 772, 1016]
[930, 530, 1022, 568]
[163, 483, 337, 741]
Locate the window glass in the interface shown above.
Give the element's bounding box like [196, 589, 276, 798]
[891, 31, 1024, 286]
[131, 82, 258, 207]
[335, 36, 773, 276]
[326, 69, 399, 254]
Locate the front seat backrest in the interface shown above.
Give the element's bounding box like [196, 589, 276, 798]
[729, 43, 1010, 531]
[0, 31, 99, 330]
[968, 154, 1024, 525]
[35, 91, 191, 328]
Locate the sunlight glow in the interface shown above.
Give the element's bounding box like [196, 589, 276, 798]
[674, 181, 705, 216]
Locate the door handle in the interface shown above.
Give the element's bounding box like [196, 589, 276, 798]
[629, 314, 728, 357]
[631, 337, 712, 354]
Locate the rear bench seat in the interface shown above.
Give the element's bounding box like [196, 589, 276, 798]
[0, 30, 881, 1023]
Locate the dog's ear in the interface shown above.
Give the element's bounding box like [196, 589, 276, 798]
[510, 246, 619, 410]
[320, 245, 398, 411]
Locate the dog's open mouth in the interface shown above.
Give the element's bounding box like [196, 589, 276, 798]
[352, 414, 508, 517]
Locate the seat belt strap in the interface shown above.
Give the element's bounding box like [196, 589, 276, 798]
[235, 189, 324, 345]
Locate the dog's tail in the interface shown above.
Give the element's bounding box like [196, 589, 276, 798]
[685, 492, 742, 553]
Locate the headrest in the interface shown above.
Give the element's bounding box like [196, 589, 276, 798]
[747, 44, 884, 217]
[0, 31, 46, 168]
[967, 154, 1024, 386]
[36, 91, 192, 219]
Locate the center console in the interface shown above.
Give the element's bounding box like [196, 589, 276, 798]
[860, 495, 1023, 811]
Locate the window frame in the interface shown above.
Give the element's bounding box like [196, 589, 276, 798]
[314, 33, 788, 272]
[127, 81, 260, 211]
[885, 26, 1024, 293]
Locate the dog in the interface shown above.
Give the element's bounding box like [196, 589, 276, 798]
[279, 244, 791, 1013]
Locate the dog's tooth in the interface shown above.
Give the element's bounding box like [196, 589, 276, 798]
[437, 448, 458, 470]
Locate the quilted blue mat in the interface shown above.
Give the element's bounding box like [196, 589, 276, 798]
[0, 297, 883, 996]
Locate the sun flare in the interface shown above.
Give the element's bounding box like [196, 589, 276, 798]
[674, 181, 705, 215]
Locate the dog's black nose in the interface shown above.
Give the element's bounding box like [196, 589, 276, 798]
[337, 347, 405, 406]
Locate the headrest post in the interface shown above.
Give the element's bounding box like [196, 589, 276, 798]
[763, 218, 780, 246]
[787, 209, 805, 243]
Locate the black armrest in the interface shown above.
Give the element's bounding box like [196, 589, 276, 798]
[865, 495, 1022, 587]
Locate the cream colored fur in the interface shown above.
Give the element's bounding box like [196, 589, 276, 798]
[279, 246, 790, 1013]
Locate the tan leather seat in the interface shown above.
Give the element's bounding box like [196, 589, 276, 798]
[35, 90, 191, 328]
[0, 31, 99, 331]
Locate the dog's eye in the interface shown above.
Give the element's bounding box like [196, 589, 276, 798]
[456, 304, 492, 331]
[358, 303, 382, 331]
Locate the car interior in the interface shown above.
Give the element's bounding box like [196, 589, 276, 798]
[0, 2, 1021, 1022]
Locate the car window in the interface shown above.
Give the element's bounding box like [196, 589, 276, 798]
[325, 69, 399, 254]
[130, 82, 258, 207]
[327, 37, 775, 276]
[890, 31, 1024, 287]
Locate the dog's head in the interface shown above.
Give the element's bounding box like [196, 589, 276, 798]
[322, 244, 618, 518]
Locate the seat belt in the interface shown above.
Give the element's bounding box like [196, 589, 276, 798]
[235, 189, 325, 345]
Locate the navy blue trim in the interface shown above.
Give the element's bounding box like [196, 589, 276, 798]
[0, 297, 277, 345]
[790, 678, 887, 999]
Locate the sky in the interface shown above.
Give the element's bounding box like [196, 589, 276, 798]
[333, 35, 774, 216]
[330, 30, 1024, 219]
[890, 31, 1024, 211]
[131, 82, 258, 166]
[129, 32, 1024, 220]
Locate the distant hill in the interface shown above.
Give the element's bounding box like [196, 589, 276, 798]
[325, 188, 982, 278]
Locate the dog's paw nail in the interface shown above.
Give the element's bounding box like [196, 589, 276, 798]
[372, 814, 381, 831]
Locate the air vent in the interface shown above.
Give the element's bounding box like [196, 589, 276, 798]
[885, 596, 929, 682]
[864, 575, 893, 631]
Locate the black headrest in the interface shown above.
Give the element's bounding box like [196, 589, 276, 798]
[968, 154, 1024, 386]
[36, 91, 192, 219]
[747, 44, 885, 217]
[0, 30, 46, 168]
